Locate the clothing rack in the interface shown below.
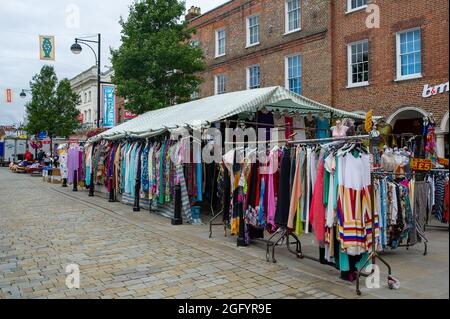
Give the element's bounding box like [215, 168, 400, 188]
[370, 170, 429, 256]
[218, 133, 391, 295]
[424, 168, 449, 231]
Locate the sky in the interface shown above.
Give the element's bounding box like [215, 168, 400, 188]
[0, 0, 228, 126]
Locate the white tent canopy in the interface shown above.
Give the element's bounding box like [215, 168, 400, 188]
[91, 86, 369, 142]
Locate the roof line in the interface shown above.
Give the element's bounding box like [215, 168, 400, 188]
[189, 0, 235, 22]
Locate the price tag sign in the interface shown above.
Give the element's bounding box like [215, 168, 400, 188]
[438, 157, 449, 167]
[410, 158, 432, 171]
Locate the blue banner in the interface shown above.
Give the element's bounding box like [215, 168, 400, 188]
[38, 131, 47, 140]
[102, 85, 115, 128]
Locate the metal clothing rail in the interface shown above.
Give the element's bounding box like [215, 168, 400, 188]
[423, 168, 449, 231]
[371, 170, 429, 256]
[215, 133, 392, 295]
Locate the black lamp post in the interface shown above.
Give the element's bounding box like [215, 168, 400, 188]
[71, 34, 102, 128]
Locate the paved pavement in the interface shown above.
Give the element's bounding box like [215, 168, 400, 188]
[0, 168, 448, 299]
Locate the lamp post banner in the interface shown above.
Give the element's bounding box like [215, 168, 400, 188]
[39, 35, 55, 61]
[101, 84, 115, 128]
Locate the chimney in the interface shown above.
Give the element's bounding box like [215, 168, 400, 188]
[185, 6, 201, 21]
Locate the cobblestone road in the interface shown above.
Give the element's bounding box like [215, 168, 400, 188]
[1, 168, 447, 299]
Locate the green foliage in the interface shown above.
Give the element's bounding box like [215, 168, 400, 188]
[111, 0, 205, 115]
[25, 65, 81, 138]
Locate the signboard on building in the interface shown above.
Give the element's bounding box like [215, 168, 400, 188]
[422, 81, 449, 98]
[410, 158, 433, 171]
[101, 84, 115, 128]
[39, 35, 55, 61]
[124, 110, 137, 121]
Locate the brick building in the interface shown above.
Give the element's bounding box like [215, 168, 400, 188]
[188, 0, 333, 105]
[187, 0, 449, 157]
[330, 0, 449, 157]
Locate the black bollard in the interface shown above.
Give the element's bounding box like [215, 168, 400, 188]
[62, 178, 68, 187]
[237, 202, 247, 247]
[133, 146, 142, 212]
[171, 185, 183, 225]
[73, 170, 78, 192]
[108, 176, 115, 202]
[88, 171, 95, 197]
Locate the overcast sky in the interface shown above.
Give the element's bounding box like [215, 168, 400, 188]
[0, 0, 227, 126]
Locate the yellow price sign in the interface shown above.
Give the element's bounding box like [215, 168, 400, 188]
[410, 158, 432, 171]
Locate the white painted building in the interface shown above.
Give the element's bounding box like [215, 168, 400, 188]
[70, 66, 114, 129]
[70, 66, 98, 129]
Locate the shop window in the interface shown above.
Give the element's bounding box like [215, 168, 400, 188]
[347, 0, 367, 12]
[285, 54, 302, 95]
[246, 15, 260, 47]
[215, 29, 226, 57]
[285, 0, 301, 33]
[396, 28, 422, 81]
[348, 40, 369, 87]
[247, 65, 260, 90]
[214, 74, 227, 95]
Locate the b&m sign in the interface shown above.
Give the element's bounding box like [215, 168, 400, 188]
[102, 84, 115, 128]
[410, 158, 432, 171]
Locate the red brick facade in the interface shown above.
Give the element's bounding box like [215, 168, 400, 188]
[331, 0, 449, 133]
[188, 0, 449, 138]
[189, 0, 333, 105]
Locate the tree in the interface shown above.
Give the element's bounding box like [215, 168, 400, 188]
[25, 65, 81, 151]
[111, 0, 205, 115]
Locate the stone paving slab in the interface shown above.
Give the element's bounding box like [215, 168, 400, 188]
[0, 168, 448, 299]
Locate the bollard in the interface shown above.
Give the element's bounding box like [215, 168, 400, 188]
[62, 178, 68, 188]
[108, 176, 115, 202]
[133, 146, 142, 212]
[171, 185, 183, 225]
[133, 173, 141, 212]
[88, 171, 95, 197]
[73, 170, 78, 192]
[237, 202, 247, 247]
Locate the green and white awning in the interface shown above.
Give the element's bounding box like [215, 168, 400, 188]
[91, 86, 370, 142]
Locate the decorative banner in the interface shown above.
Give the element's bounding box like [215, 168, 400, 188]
[102, 84, 116, 128]
[5, 89, 13, 103]
[410, 158, 433, 171]
[365, 110, 373, 133]
[124, 110, 137, 120]
[39, 35, 55, 61]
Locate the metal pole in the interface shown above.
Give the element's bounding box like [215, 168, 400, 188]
[97, 33, 101, 128]
[172, 185, 183, 225]
[73, 170, 78, 192]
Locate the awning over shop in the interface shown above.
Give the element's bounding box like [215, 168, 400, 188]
[91, 86, 370, 142]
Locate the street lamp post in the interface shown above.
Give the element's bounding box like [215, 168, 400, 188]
[71, 34, 101, 128]
[19, 89, 32, 99]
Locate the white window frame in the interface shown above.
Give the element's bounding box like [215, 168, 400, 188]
[284, 0, 301, 35]
[214, 74, 227, 95]
[246, 14, 260, 48]
[246, 64, 261, 90]
[347, 39, 369, 88]
[215, 28, 226, 58]
[346, 0, 368, 14]
[285, 53, 302, 95]
[395, 27, 423, 82]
